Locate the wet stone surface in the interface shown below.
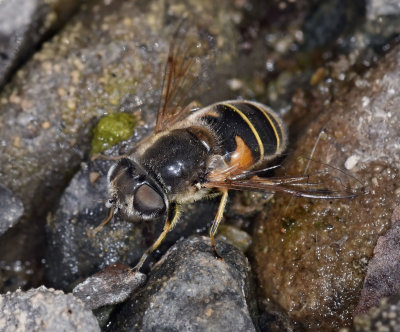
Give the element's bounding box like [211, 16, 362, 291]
[0, 0, 243, 291]
[0, 0, 80, 89]
[253, 43, 400, 329]
[348, 294, 400, 332]
[0, 184, 23, 236]
[0, 286, 100, 332]
[216, 224, 252, 253]
[45, 158, 144, 290]
[45, 158, 219, 290]
[72, 263, 146, 310]
[107, 236, 258, 332]
[1, 0, 400, 331]
[355, 206, 400, 315]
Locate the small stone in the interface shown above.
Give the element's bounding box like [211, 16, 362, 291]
[216, 224, 252, 253]
[73, 263, 146, 310]
[108, 236, 258, 332]
[89, 171, 100, 184]
[0, 286, 100, 332]
[345, 155, 360, 170]
[41, 121, 51, 130]
[0, 0, 80, 88]
[352, 295, 400, 331]
[310, 67, 326, 86]
[227, 78, 243, 91]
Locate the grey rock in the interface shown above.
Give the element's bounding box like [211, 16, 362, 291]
[0, 0, 240, 220]
[355, 206, 400, 315]
[108, 236, 258, 332]
[0, 0, 80, 89]
[0, 0, 243, 292]
[367, 0, 400, 19]
[216, 224, 252, 253]
[301, 0, 350, 51]
[45, 158, 218, 290]
[45, 159, 147, 289]
[257, 299, 297, 332]
[72, 263, 146, 310]
[363, 0, 400, 52]
[349, 294, 400, 331]
[0, 286, 100, 332]
[0, 184, 23, 235]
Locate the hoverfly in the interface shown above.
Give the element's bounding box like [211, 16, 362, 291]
[91, 21, 357, 272]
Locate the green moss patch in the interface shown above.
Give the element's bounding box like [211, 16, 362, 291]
[91, 112, 136, 154]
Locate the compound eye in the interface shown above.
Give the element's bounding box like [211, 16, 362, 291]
[134, 184, 165, 215]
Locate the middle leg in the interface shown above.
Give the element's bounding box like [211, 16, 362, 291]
[209, 189, 229, 260]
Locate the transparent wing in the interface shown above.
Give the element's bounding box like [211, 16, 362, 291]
[204, 159, 363, 199]
[154, 20, 215, 133]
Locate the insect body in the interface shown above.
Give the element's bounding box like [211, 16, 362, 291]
[92, 23, 356, 271]
[106, 100, 286, 270]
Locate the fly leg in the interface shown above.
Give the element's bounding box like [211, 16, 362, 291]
[209, 189, 228, 260]
[132, 203, 180, 272]
[87, 206, 114, 238]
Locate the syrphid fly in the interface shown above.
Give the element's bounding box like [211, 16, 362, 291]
[91, 20, 359, 272]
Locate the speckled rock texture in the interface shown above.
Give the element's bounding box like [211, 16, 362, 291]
[0, 184, 23, 236]
[72, 263, 146, 310]
[349, 294, 400, 332]
[0, 286, 100, 332]
[355, 206, 400, 315]
[1, 0, 400, 330]
[0, 0, 245, 291]
[45, 156, 219, 289]
[253, 43, 400, 329]
[107, 236, 258, 332]
[0, 0, 80, 89]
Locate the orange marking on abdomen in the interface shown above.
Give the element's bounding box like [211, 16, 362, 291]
[229, 136, 254, 171]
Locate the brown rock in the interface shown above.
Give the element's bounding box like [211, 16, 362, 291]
[253, 45, 400, 329]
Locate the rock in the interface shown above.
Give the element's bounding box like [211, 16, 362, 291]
[0, 184, 23, 236]
[72, 263, 146, 327]
[367, 0, 400, 20]
[364, 0, 400, 51]
[107, 236, 258, 332]
[301, 0, 357, 51]
[45, 158, 218, 289]
[257, 298, 298, 332]
[0, 286, 100, 332]
[1, 0, 399, 329]
[216, 224, 252, 253]
[347, 294, 400, 331]
[0, 0, 246, 291]
[354, 206, 400, 315]
[253, 43, 400, 329]
[45, 158, 146, 289]
[72, 263, 146, 310]
[0, 0, 80, 89]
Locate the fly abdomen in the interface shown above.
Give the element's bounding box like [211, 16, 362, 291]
[197, 100, 286, 170]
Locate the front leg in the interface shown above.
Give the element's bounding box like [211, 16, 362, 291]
[132, 203, 180, 272]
